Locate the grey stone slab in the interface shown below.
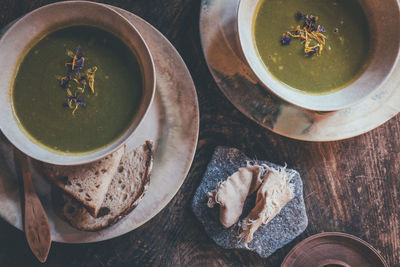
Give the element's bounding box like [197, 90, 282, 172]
[192, 146, 308, 258]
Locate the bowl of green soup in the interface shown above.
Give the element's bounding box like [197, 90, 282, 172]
[238, 0, 400, 111]
[0, 1, 155, 165]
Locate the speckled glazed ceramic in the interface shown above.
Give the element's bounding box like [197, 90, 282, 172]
[237, 0, 400, 111]
[0, 1, 155, 165]
[0, 6, 199, 243]
[200, 0, 400, 141]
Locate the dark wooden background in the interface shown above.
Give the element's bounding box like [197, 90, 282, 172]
[0, 0, 399, 266]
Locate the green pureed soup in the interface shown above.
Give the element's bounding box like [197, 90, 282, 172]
[254, 0, 370, 94]
[13, 26, 142, 153]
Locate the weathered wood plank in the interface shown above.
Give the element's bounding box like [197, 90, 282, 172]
[0, 0, 398, 266]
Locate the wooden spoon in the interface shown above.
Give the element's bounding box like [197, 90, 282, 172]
[14, 149, 51, 263]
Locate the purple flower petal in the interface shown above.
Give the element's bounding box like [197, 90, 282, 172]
[296, 12, 304, 20]
[281, 34, 291, 45]
[305, 47, 318, 57]
[76, 97, 86, 107]
[74, 57, 85, 69]
[317, 25, 326, 33]
[75, 45, 83, 59]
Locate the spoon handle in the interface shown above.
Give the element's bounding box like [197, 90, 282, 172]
[15, 149, 52, 263]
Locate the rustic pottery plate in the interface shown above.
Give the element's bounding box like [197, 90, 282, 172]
[0, 6, 199, 243]
[281, 232, 388, 267]
[200, 0, 400, 141]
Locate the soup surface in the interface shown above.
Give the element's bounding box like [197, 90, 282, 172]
[254, 0, 370, 94]
[13, 26, 142, 153]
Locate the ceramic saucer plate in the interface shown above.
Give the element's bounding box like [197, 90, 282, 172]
[200, 0, 400, 141]
[0, 6, 199, 243]
[281, 232, 388, 267]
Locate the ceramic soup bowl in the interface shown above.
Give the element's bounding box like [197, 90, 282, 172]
[237, 0, 400, 111]
[0, 1, 155, 165]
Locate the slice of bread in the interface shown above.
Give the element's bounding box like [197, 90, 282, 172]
[42, 146, 125, 217]
[53, 141, 153, 231]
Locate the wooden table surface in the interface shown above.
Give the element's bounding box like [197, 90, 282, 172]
[0, 1, 399, 266]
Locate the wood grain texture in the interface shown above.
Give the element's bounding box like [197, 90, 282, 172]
[0, 0, 399, 266]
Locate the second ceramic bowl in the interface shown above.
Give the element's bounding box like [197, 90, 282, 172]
[237, 0, 400, 111]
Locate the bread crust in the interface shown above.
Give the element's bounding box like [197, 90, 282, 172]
[41, 147, 125, 217]
[53, 141, 153, 231]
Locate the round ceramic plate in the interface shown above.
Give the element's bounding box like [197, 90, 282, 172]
[0, 6, 199, 243]
[200, 0, 400, 141]
[281, 232, 388, 267]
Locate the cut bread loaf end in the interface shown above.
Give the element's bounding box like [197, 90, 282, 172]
[42, 146, 125, 217]
[53, 141, 153, 231]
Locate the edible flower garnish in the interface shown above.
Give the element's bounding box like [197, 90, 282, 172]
[281, 34, 291, 45]
[57, 45, 98, 116]
[86, 66, 97, 94]
[281, 12, 327, 56]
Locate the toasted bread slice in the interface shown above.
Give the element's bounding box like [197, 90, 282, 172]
[43, 146, 125, 217]
[54, 141, 153, 231]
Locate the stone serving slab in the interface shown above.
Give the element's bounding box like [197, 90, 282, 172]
[192, 146, 308, 258]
